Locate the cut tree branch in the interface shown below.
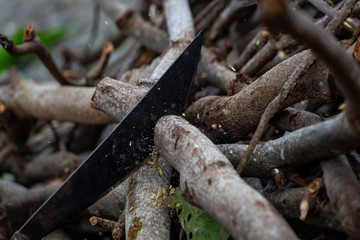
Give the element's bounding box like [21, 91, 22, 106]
[154, 115, 298, 240]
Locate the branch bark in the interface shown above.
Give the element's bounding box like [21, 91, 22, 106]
[321, 155, 360, 238]
[0, 27, 73, 85]
[258, 0, 360, 132]
[185, 49, 333, 143]
[0, 80, 113, 124]
[97, 0, 169, 53]
[264, 187, 340, 230]
[154, 115, 298, 240]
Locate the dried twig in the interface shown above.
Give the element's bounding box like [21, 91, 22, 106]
[97, 0, 169, 53]
[125, 156, 172, 240]
[299, 177, 322, 221]
[0, 25, 74, 85]
[220, 112, 360, 170]
[89, 216, 116, 232]
[194, 0, 229, 33]
[308, 0, 337, 18]
[112, 213, 125, 240]
[270, 107, 323, 132]
[17, 152, 84, 186]
[86, 42, 114, 85]
[240, 34, 296, 76]
[91, 77, 147, 121]
[193, 0, 222, 26]
[197, 47, 240, 95]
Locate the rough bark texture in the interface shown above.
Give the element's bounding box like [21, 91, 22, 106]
[154, 115, 298, 240]
[185, 49, 333, 143]
[219, 112, 360, 170]
[125, 156, 172, 240]
[91, 77, 147, 121]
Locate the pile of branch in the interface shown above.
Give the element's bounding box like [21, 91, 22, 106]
[1, 0, 360, 239]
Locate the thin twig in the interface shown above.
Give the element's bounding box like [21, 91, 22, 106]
[89, 216, 116, 232]
[233, 29, 269, 70]
[0, 25, 75, 85]
[112, 213, 125, 240]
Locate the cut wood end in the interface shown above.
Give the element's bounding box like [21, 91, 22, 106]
[299, 199, 309, 221]
[103, 42, 114, 54]
[89, 216, 98, 226]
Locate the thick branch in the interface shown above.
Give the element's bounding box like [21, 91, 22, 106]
[219, 112, 360, 170]
[185, 49, 333, 143]
[154, 115, 298, 240]
[91, 77, 147, 121]
[0, 80, 113, 124]
[125, 156, 172, 240]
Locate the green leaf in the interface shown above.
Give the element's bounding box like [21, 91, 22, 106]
[28, 129, 36, 139]
[37, 27, 67, 48]
[174, 187, 231, 240]
[1, 172, 13, 181]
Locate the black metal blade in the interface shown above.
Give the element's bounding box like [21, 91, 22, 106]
[11, 32, 202, 240]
